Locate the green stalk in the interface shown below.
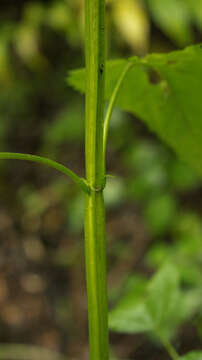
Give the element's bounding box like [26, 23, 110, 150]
[84, 0, 109, 359]
[103, 61, 134, 170]
[158, 335, 180, 360]
[0, 152, 89, 194]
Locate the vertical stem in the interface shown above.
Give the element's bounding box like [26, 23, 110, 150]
[84, 193, 109, 360]
[85, 0, 105, 187]
[84, 0, 109, 360]
[158, 334, 180, 360]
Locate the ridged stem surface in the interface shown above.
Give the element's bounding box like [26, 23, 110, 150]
[84, 0, 109, 359]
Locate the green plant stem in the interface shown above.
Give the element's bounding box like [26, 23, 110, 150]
[103, 60, 134, 170]
[85, 0, 105, 188]
[0, 152, 89, 194]
[160, 336, 180, 360]
[85, 192, 108, 360]
[84, 0, 109, 359]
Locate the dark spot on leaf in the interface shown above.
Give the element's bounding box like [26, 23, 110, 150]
[146, 68, 169, 95]
[167, 60, 177, 65]
[99, 63, 104, 75]
[147, 69, 162, 85]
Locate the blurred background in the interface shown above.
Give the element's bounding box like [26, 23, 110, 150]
[0, 0, 202, 359]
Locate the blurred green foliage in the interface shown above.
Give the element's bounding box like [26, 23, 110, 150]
[109, 264, 201, 338]
[1, 0, 202, 358]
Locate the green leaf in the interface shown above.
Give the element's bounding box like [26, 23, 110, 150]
[148, 267, 201, 337]
[109, 264, 197, 339]
[146, 264, 181, 339]
[109, 303, 153, 334]
[169, 160, 199, 191]
[146, 0, 202, 46]
[147, 0, 193, 46]
[68, 44, 202, 179]
[180, 289, 202, 320]
[44, 104, 84, 146]
[104, 177, 125, 208]
[180, 352, 202, 360]
[186, 0, 202, 30]
[109, 275, 150, 333]
[144, 193, 177, 236]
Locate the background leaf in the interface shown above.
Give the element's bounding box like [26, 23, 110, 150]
[109, 264, 199, 339]
[186, 0, 202, 30]
[147, 0, 193, 46]
[109, 276, 153, 334]
[68, 44, 202, 180]
[146, 0, 202, 46]
[146, 264, 181, 338]
[180, 352, 202, 360]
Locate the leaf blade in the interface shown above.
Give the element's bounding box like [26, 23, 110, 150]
[180, 352, 202, 360]
[68, 44, 202, 180]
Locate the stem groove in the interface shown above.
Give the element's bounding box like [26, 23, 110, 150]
[84, 0, 109, 359]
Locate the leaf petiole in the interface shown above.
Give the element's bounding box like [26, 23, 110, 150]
[103, 60, 134, 170]
[0, 152, 90, 194]
[158, 334, 180, 360]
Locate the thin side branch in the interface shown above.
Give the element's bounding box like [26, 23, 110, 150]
[103, 60, 134, 170]
[0, 152, 90, 194]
